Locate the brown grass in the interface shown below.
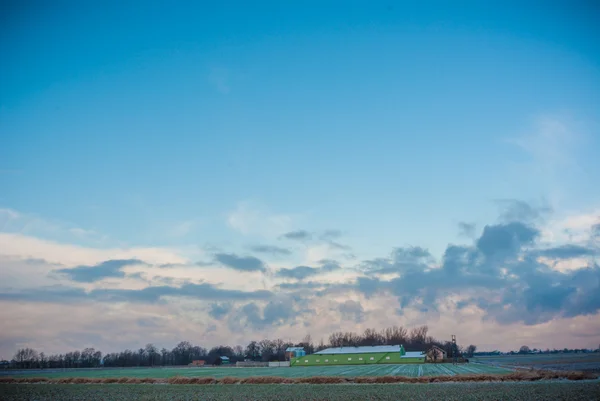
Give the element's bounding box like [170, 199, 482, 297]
[1, 369, 596, 385]
[167, 376, 217, 384]
[295, 376, 349, 384]
[218, 376, 240, 384]
[239, 376, 293, 384]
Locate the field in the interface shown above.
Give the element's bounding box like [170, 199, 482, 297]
[473, 353, 600, 373]
[2, 382, 600, 400]
[3, 363, 510, 379]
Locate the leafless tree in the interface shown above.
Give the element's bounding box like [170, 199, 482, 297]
[14, 348, 38, 369]
[466, 345, 477, 357]
[382, 326, 408, 345]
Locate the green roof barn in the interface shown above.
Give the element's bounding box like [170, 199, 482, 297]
[291, 345, 425, 366]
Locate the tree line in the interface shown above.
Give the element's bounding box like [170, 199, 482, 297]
[6, 325, 477, 369]
[474, 345, 600, 356]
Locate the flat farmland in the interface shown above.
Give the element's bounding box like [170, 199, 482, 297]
[2, 382, 600, 401]
[473, 353, 600, 373]
[4, 363, 510, 379]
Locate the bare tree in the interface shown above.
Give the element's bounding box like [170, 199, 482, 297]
[361, 328, 384, 346]
[145, 344, 158, 366]
[382, 326, 408, 345]
[245, 341, 260, 361]
[299, 334, 314, 354]
[329, 332, 344, 348]
[14, 348, 38, 369]
[409, 325, 429, 349]
[466, 345, 477, 358]
[258, 339, 275, 362]
[233, 345, 244, 361]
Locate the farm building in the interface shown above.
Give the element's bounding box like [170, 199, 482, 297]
[285, 347, 306, 360]
[291, 345, 425, 366]
[189, 360, 205, 366]
[219, 356, 230, 365]
[426, 345, 447, 362]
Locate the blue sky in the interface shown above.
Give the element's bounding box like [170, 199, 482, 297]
[0, 1, 599, 356]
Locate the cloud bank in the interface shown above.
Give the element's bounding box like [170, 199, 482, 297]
[0, 200, 599, 358]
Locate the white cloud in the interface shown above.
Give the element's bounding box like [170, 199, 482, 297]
[0, 207, 107, 245]
[0, 233, 188, 267]
[126, 263, 272, 292]
[227, 201, 294, 238]
[1, 202, 600, 358]
[537, 256, 591, 273]
[511, 115, 580, 171]
[166, 220, 197, 238]
[540, 209, 600, 245]
[0, 208, 20, 220]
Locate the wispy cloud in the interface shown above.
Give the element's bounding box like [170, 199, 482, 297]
[166, 220, 197, 238]
[250, 245, 292, 256]
[214, 253, 266, 272]
[281, 230, 312, 241]
[275, 261, 340, 280]
[227, 201, 293, 237]
[0, 207, 107, 245]
[458, 222, 476, 238]
[506, 115, 587, 208]
[56, 259, 147, 283]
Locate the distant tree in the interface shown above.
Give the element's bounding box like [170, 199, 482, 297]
[258, 340, 275, 362]
[409, 326, 429, 349]
[14, 348, 38, 369]
[329, 332, 344, 348]
[301, 334, 314, 354]
[145, 344, 158, 366]
[382, 326, 408, 345]
[173, 341, 193, 365]
[245, 341, 260, 361]
[361, 328, 384, 346]
[465, 345, 477, 358]
[519, 346, 530, 354]
[233, 345, 244, 361]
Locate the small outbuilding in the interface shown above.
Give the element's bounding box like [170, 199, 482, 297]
[426, 345, 447, 362]
[219, 356, 230, 365]
[285, 347, 306, 360]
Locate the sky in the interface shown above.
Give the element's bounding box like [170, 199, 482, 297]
[0, 1, 599, 358]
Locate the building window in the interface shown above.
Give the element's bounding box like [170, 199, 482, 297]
[316, 359, 320, 362]
[334, 359, 337, 362]
[348, 358, 352, 361]
[370, 357, 374, 360]
[359, 357, 363, 360]
[305, 360, 308, 363]
[325, 359, 328, 362]
[386, 356, 390, 360]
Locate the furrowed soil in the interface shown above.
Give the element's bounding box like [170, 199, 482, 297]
[0, 363, 510, 379]
[473, 354, 600, 373]
[2, 382, 600, 400]
[0, 369, 596, 384]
